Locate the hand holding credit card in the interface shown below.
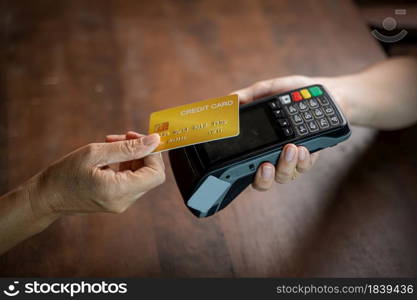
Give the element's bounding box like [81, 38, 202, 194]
[148, 94, 239, 152]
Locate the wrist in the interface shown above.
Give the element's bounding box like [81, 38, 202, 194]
[315, 76, 360, 125]
[25, 174, 62, 231]
[0, 173, 62, 255]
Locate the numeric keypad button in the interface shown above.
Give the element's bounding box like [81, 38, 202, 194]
[273, 109, 285, 118]
[307, 120, 319, 132]
[279, 94, 291, 105]
[296, 124, 308, 135]
[278, 119, 289, 127]
[297, 101, 308, 112]
[328, 115, 340, 126]
[269, 101, 280, 110]
[318, 118, 329, 129]
[308, 98, 319, 108]
[303, 111, 313, 121]
[286, 104, 298, 115]
[283, 127, 293, 137]
[323, 105, 334, 115]
[291, 114, 303, 125]
[313, 108, 324, 118]
[317, 95, 330, 105]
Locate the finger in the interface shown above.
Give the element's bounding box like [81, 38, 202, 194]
[232, 80, 274, 104]
[252, 162, 275, 191]
[94, 133, 160, 166]
[275, 144, 298, 184]
[232, 76, 311, 104]
[311, 152, 320, 165]
[122, 152, 166, 193]
[104, 134, 130, 171]
[105, 132, 144, 143]
[127, 131, 164, 172]
[104, 134, 135, 171]
[295, 146, 313, 173]
[140, 151, 165, 173]
[120, 133, 144, 171]
[125, 132, 146, 170]
[126, 131, 144, 139]
[98, 149, 165, 200]
[105, 134, 126, 143]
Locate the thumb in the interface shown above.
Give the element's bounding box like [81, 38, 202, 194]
[96, 133, 160, 166]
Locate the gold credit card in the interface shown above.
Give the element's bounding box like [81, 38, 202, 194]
[148, 94, 239, 152]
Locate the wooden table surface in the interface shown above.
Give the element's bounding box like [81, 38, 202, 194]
[1, 0, 416, 277]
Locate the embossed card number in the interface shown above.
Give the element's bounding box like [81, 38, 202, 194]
[148, 95, 240, 152]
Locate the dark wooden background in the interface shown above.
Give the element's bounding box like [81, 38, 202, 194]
[1, 0, 416, 277]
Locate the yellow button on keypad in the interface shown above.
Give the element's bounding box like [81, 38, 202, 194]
[300, 89, 311, 99]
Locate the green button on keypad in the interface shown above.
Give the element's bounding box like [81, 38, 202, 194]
[308, 86, 323, 97]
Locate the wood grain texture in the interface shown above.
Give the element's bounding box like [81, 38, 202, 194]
[1, 0, 416, 277]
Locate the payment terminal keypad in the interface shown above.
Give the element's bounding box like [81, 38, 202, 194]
[269, 86, 343, 138]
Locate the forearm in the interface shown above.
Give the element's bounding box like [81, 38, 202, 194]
[322, 56, 417, 130]
[0, 175, 60, 255]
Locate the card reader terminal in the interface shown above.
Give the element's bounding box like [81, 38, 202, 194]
[169, 85, 351, 218]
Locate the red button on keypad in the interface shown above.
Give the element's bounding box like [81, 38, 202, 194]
[291, 91, 302, 102]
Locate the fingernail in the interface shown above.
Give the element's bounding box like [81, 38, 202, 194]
[285, 146, 296, 162]
[261, 165, 273, 179]
[298, 147, 306, 161]
[142, 134, 160, 146]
